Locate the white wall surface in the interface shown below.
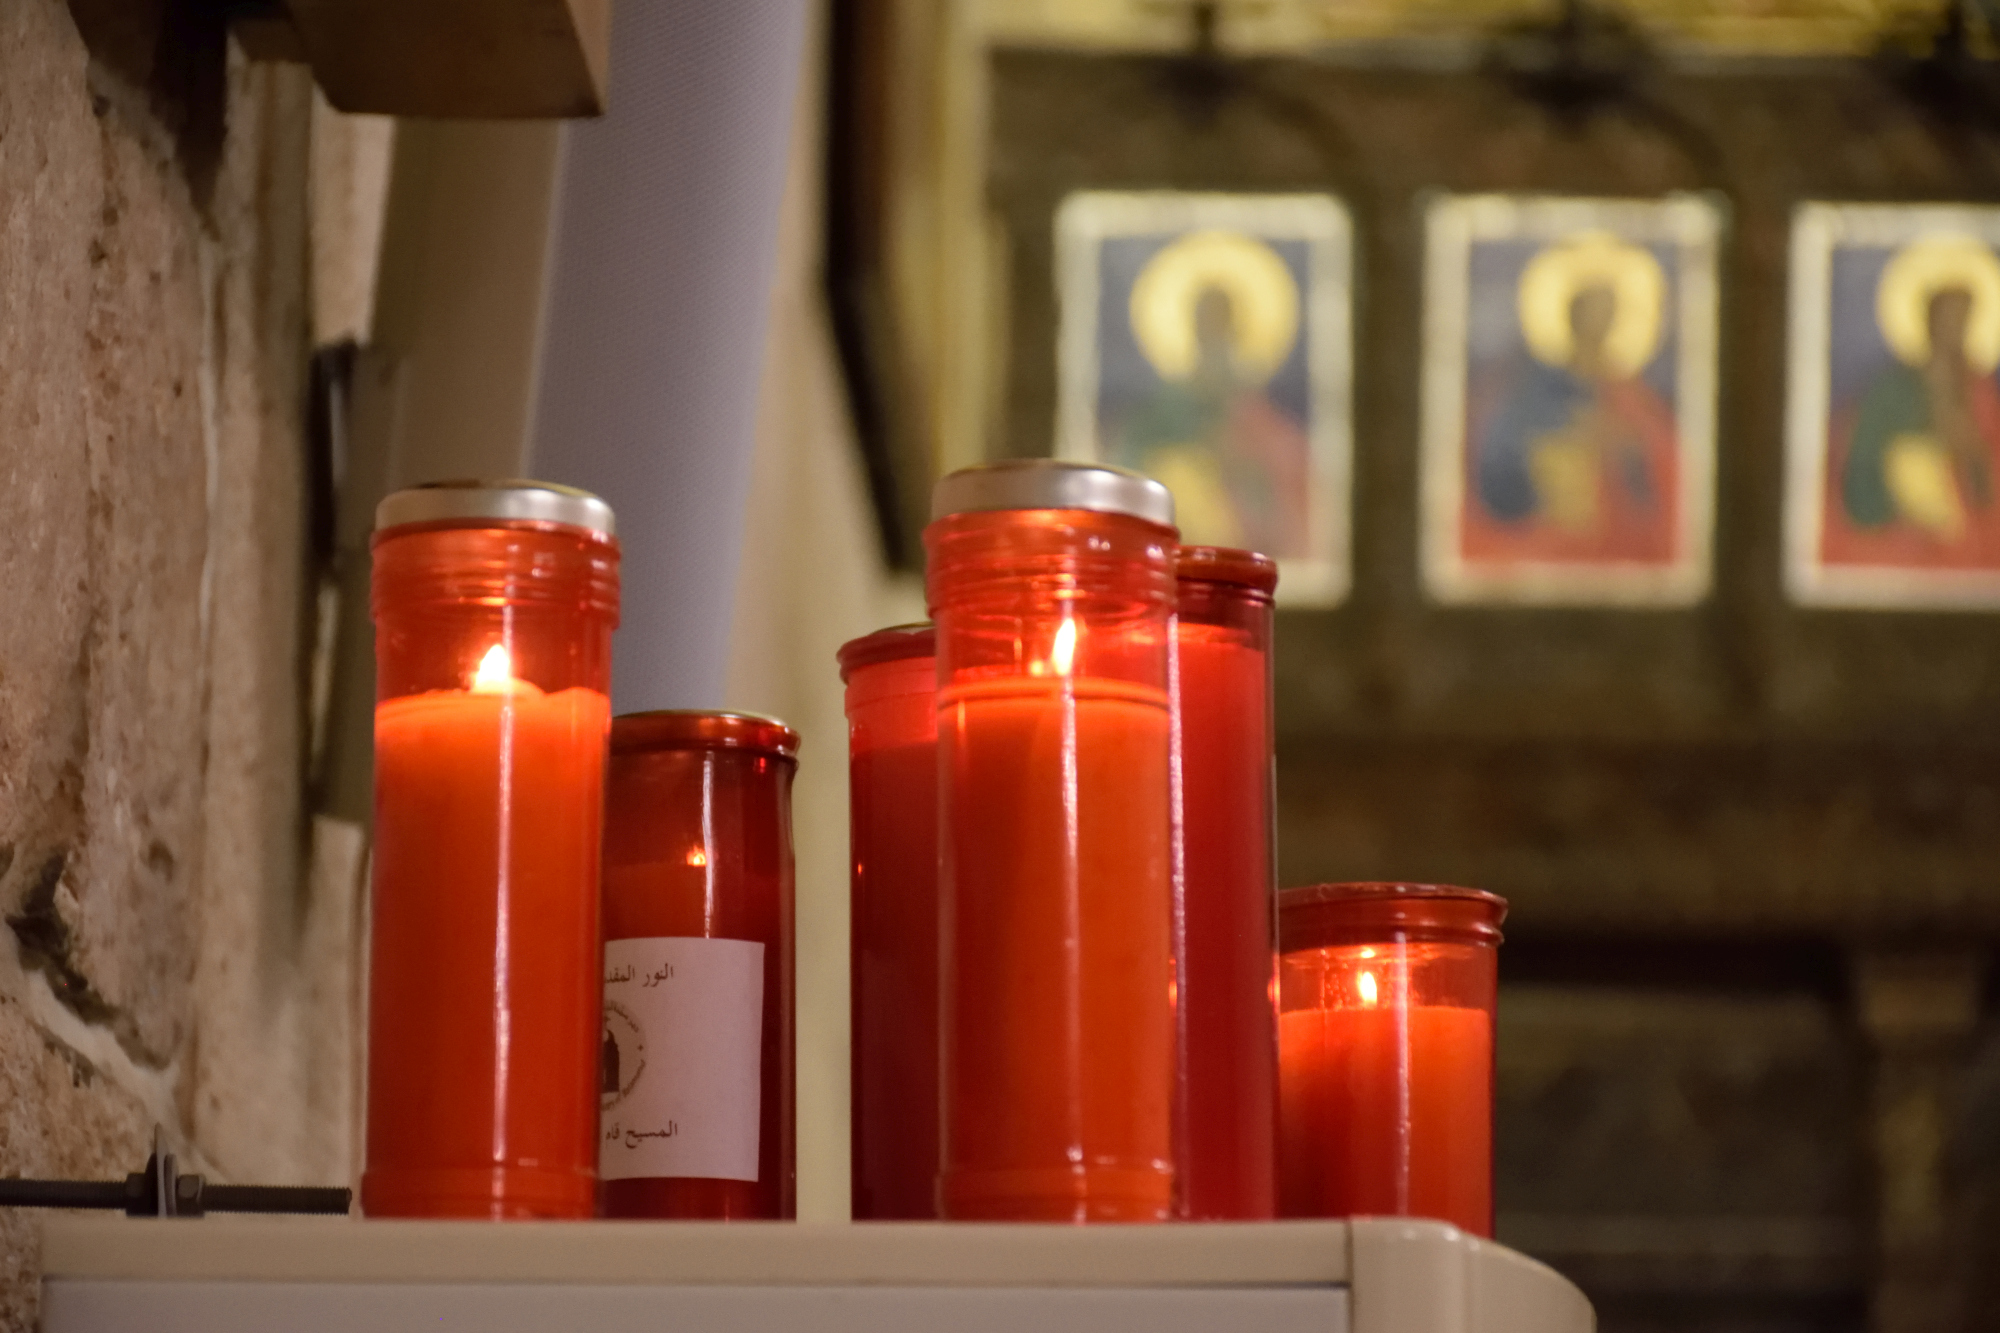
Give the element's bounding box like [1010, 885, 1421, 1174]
[530, 0, 815, 713]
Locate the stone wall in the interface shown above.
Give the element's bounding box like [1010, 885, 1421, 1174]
[0, 3, 356, 1325]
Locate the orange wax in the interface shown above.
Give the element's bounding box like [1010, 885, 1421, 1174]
[1277, 1002, 1492, 1233]
[926, 468, 1179, 1223]
[1276, 883, 1504, 1236]
[365, 681, 611, 1219]
[1174, 615, 1276, 1220]
[842, 628, 939, 1221]
[849, 739, 939, 1219]
[939, 676, 1175, 1222]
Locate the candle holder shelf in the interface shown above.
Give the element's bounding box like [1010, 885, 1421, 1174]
[38, 1215, 1592, 1333]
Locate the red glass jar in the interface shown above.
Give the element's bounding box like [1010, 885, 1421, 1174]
[839, 624, 939, 1221]
[364, 481, 619, 1220]
[1276, 883, 1506, 1236]
[599, 711, 797, 1220]
[926, 460, 1179, 1223]
[1174, 546, 1278, 1220]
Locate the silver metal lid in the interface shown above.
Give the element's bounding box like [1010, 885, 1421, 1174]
[374, 480, 616, 538]
[929, 460, 1175, 527]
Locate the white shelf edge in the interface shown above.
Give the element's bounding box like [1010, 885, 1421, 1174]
[41, 1218, 1357, 1288]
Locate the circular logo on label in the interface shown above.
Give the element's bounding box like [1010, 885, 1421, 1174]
[601, 1001, 645, 1108]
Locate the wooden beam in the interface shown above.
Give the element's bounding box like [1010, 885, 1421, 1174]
[284, 0, 610, 119]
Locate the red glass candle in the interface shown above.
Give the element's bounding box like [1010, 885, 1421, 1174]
[598, 711, 797, 1220]
[364, 481, 619, 1220]
[927, 461, 1179, 1223]
[1174, 546, 1278, 1220]
[839, 624, 939, 1221]
[1276, 883, 1506, 1236]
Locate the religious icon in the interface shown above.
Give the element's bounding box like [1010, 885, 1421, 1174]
[1420, 193, 1721, 605]
[1786, 204, 2000, 608]
[1055, 192, 1353, 605]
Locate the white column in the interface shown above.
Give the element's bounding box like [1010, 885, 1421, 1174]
[530, 0, 813, 712]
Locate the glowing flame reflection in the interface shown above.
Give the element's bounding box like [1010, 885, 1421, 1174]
[472, 644, 513, 693]
[1051, 618, 1077, 676]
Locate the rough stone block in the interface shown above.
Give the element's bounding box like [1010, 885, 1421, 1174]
[1, 0, 208, 1071]
[0, 992, 152, 1333]
[0, 3, 346, 1325]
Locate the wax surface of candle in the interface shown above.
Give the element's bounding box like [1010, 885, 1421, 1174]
[600, 747, 792, 1219]
[939, 675, 1175, 1222]
[366, 679, 610, 1219]
[848, 657, 939, 1220]
[1277, 1002, 1492, 1234]
[1175, 623, 1277, 1219]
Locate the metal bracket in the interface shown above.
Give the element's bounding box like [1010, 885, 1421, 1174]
[0, 1125, 351, 1218]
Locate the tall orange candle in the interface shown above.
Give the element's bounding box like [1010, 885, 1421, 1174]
[1276, 883, 1505, 1236]
[927, 461, 1178, 1223]
[840, 625, 939, 1221]
[363, 482, 619, 1220]
[1173, 547, 1278, 1220]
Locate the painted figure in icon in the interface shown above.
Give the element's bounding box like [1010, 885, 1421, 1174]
[1469, 231, 1679, 562]
[1830, 234, 2000, 561]
[1112, 229, 1313, 556]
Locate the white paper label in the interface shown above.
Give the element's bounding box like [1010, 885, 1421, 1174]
[600, 936, 764, 1182]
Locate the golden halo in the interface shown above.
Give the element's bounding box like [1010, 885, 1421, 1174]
[1516, 230, 1666, 379]
[1129, 229, 1300, 383]
[1875, 232, 2000, 373]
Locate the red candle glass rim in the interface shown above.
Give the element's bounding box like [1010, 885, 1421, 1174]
[371, 515, 621, 552]
[836, 623, 936, 681]
[611, 710, 800, 760]
[1279, 882, 1506, 952]
[1178, 545, 1278, 594]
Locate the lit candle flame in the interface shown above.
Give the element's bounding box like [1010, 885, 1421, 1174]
[1358, 970, 1379, 1006]
[686, 847, 708, 867]
[1050, 618, 1077, 676]
[472, 644, 513, 693]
